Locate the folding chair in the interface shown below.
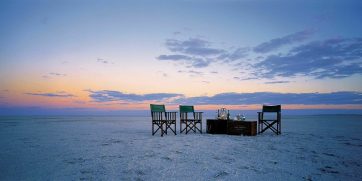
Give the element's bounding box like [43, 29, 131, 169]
[179, 105, 202, 134]
[150, 104, 177, 137]
[258, 105, 281, 135]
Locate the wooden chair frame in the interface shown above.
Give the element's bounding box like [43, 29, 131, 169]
[258, 105, 281, 135]
[179, 105, 202, 134]
[150, 104, 177, 137]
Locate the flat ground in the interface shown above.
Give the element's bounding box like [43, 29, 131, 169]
[0, 115, 361, 180]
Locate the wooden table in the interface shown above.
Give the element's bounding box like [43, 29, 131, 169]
[207, 119, 257, 136]
[206, 119, 228, 134]
[239, 121, 257, 136]
[227, 121, 245, 135]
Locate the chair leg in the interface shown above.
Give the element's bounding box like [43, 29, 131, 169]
[195, 122, 202, 134]
[160, 123, 163, 137]
[165, 121, 177, 135]
[192, 122, 196, 133]
[152, 123, 154, 136]
[279, 120, 282, 135]
[175, 121, 177, 135]
[185, 121, 188, 134]
[200, 121, 202, 134]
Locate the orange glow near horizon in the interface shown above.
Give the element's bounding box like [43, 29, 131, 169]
[1, 84, 362, 112]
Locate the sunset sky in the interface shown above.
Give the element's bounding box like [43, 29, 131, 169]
[1, 0, 362, 114]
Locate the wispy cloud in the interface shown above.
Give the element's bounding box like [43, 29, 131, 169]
[253, 38, 362, 79]
[156, 71, 168, 77]
[233, 76, 258, 81]
[161, 30, 360, 80]
[26, 91, 74, 98]
[157, 37, 248, 69]
[97, 58, 114, 64]
[264, 81, 291, 84]
[158, 30, 312, 71]
[165, 38, 225, 56]
[217, 47, 249, 62]
[87, 90, 183, 103]
[157, 54, 192, 61]
[49, 72, 66, 76]
[174, 91, 362, 105]
[42, 72, 66, 79]
[157, 54, 212, 68]
[178, 70, 204, 76]
[253, 29, 314, 53]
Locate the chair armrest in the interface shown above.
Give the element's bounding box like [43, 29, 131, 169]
[193, 112, 203, 120]
[164, 112, 177, 120]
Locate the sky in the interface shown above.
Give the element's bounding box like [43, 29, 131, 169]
[0, 0, 362, 115]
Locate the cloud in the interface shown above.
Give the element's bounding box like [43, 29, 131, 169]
[26, 92, 74, 98]
[156, 38, 225, 68]
[233, 76, 259, 81]
[264, 81, 291, 84]
[158, 37, 248, 69]
[42, 72, 66, 79]
[49, 72, 66, 76]
[253, 38, 362, 79]
[188, 58, 211, 68]
[97, 58, 114, 64]
[157, 54, 211, 68]
[165, 38, 225, 56]
[253, 29, 314, 53]
[174, 91, 362, 105]
[159, 31, 361, 80]
[178, 70, 204, 76]
[157, 54, 192, 61]
[87, 90, 183, 102]
[156, 71, 168, 77]
[217, 47, 249, 62]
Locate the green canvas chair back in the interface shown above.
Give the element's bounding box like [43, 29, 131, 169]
[262, 105, 281, 112]
[179, 105, 194, 113]
[150, 104, 166, 112]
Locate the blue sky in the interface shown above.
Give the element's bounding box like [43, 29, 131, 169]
[0, 0, 362, 115]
